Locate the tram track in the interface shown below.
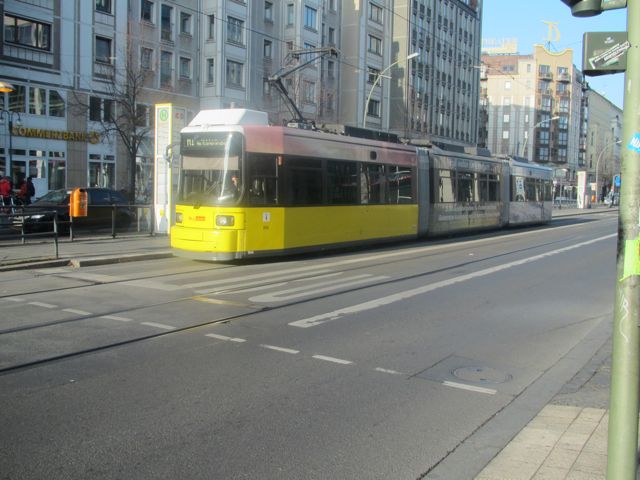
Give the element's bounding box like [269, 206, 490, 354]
[0, 222, 614, 376]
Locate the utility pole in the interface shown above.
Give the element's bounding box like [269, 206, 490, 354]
[560, 0, 638, 477]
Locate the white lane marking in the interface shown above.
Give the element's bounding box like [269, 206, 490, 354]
[4, 297, 25, 302]
[140, 321, 176, 331]
[62, 308, 92, 316]
[28, 301, 58, 309]
[261, 345, 300, 354]
[101, 315, 133, 322]
[249, 274, 389, 303]
[217, 282, 289, 295]
[205, 333, 246, 343]
[193, 269, 334, 294]
[442, 380, 497, 395]
[289, 234, 616, 328]
[49, 272, 125, 283]
[312, 355, 353, 365]
[187, 268, 333, 290]
[375, 368, 403, 375]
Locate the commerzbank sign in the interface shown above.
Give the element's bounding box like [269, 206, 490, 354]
[12, 126, 101, 144]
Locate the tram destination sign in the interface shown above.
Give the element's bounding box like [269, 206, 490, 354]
[583, 31, 629, 76]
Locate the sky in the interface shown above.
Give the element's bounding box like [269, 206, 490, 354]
[481, 0, 628, 109]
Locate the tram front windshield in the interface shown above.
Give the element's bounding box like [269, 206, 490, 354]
[178, 132, 243, 206]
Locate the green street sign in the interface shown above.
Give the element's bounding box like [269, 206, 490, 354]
[583, 31, 629, 76]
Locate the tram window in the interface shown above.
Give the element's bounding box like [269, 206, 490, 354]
[247, 154, 278, 205]
[525, 178, 536, 201]
[386, 166, 414, 204]
[544, 180, 552, 201]
[435, 169, 455, 203]
[361, 164, 384, 204]
[327, 160, 358, 204]
[512, 176, 525, 201]
[488, 174, 500, 201]
[288, 158, 323, 205]
[477, 173, 488, 201]
[456, 171, 473, 203]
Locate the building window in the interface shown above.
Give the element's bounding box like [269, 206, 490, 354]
[141, 0, 154, 22]
[89, 155, 115, 189]
[369, 3, 383, 23]
[502, 130, 509, 139]
[265, 1, 273, 21]
[4, 14, 51, 51]
[89, 97, 113, 122]
[161, 5, 173, 41]
[263, 78, 271, 96]
[135, 104, 151, 127]
[8, 85, 26, 113]
[160, 50, 173, 87]
[263, 40, 272, 58]
[367, 99, 380, 117]
[226, 60, 244, 88]
[180, 12, 192, 35]
[206, 58, 215, 84]
[368, 35, 382, 55]
[287, 4, 295, 25]
[368, 67, 380, 84]
[49, 90, 65, 117]
[141, 47, 154, 70]
[48, 159, 66, 190]
[227, 17, 244, 45]
[304, 6, 317, 30]
[179, 57, 191, 79]
[303, 80, 316, 104]
[328, 27, 336, 45]
[96, 0, 112, 14]
[29, 87, 46, 115]
[95, 36, 112, 64]
[505, 81, 511, 90]
[207, 14, 215, 39]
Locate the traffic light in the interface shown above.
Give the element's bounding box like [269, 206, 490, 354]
[560, 0, 603, 16]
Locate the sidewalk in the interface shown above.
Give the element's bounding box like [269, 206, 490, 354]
[0, 231, 172, 271]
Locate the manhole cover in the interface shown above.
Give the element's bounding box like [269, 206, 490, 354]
[452, 366, 511, 385]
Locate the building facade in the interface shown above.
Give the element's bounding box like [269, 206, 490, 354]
[479, 44, 585, 197]
[1, 0, 484, 202]
[583, 87, 622, 201]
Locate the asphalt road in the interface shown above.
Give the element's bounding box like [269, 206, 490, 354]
[0, 210, 618, 479]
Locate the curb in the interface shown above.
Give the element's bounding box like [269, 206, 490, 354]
[69, 251, 174, 267]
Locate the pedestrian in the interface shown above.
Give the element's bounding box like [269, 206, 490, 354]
[0, 176, 12, 209]
[19, 176, 35, 205]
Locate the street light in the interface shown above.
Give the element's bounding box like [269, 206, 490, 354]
[594, 139, 621, 203]
[520, 115, 560, 157]
[363, 52, 418, 128]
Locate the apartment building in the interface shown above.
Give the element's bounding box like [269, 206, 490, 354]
[583, 87, 622, 201]
[479, 44, 585, 194]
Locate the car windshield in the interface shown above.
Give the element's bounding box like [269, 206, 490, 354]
[178, 132, 243, 207]
[33, 190, 70, 204]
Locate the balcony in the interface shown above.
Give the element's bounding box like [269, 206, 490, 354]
[558, 72, 571, 82]
[538, 71, 553, 80]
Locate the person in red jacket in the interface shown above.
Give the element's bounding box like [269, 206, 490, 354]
[0, 176, 12, 209]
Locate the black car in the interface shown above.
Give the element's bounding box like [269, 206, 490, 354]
[16, 188, 136, 232]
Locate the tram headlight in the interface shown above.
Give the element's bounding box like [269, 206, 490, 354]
[175, 212, 183, 223]
[216, 215, 235, 227]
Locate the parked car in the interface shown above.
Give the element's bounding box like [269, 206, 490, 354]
[15, 188, 136, 232]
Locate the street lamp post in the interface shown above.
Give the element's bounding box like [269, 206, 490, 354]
[594, 139, 621, 203]
[520, 115, 560, 158]
[0, 109, 20, 183]
[363, 52, 418, 129]
[0, 81, 16, 182]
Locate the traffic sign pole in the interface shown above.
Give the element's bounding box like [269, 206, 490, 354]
[608, 0, 640, 477]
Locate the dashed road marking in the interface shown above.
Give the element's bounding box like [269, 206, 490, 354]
[4, 297, 25, 302]
[100, 315, 133, 322]
[442, 380, 497, 395]
[205, 333, 246, 343]
[261, 345, 300, 354]
[312, 355, 353, 365]
[28, 301, 57, 309]
[375, 367, 403, 375]
[140, 321, 176, 331]
[62, 308, 92, 316]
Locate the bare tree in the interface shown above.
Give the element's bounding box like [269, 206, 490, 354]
[71, 37, 152, 203]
